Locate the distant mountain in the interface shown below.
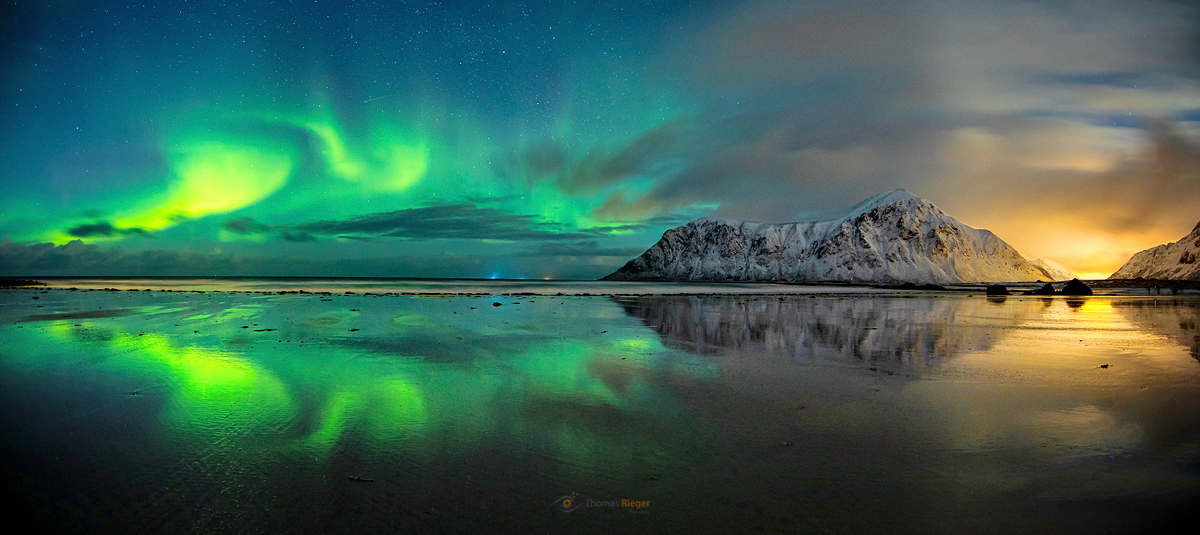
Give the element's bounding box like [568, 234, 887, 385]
[1110, 221, 1200, 280]
[1028, 258, 1076, 281]
[603, 190, 1046, 284]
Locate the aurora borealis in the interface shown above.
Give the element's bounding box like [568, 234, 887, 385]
[2, 0, 1199, 279]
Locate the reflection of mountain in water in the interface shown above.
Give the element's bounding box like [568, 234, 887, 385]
[1111, 299, 1200, 362]
[614, 295, 1036, 373]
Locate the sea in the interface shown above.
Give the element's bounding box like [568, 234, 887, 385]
[1, 277, 1198, 533]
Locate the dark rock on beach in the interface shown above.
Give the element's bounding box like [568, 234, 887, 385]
[0, 279, 45, 287]
[1060, 278, 1093, 296]
[1024, 283, 1056, 295]
[892, 282, 948, 291]
[986, 285, 1011, 296]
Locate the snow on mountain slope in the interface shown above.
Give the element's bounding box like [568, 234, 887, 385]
[603, 190, 1047, 284]
[1028, 258, 1077, 281]
[1110, 221, 1200, 280]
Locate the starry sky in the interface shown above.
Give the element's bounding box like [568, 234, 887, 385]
[1, 0, 1198, 279]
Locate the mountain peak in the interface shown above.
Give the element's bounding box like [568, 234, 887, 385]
[871, 188, 922, 204]
[603, 190, 1043, 284]
[835, 189, 930, 221]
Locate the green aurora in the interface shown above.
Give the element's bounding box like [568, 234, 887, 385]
[2, 0, 1199, 278]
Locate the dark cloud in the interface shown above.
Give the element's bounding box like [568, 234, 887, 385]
[67, 223, 119, 237]
[223, 216, 274, 234]
[224, 204, 640, 243]
[292, 204, 597, 241]
[0, 239, 244, 275]
[280, 231, 318, 243]
[0, 238, 627, 279]
[565, 123, 683, 194]
[589, 117, 938, 224]
[507, 122, 684, 197]
[66, 221, 152, 238]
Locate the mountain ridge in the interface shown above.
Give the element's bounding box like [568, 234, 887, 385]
[1110, 221, 1200, 280]
[1028, 258, 1077, 281]
[604, 190, 1050, 284]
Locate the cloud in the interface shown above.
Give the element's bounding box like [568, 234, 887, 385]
[0, 238, 247, 275]
[588, 119, 941, 224]
[931, 118, 1200, 276]
[66, 221, 152, 238]
[0, 238, 628, 279]
[563, 123, 683, 194]
[670, 0, 929, 93]
[505, 122, 684, 197]
[222, 216, 273, 234]
[280, 231, 318, 243]
[941, 119, 1200, 232]
[224, 204, 641, 242]
[566, 0, 1200, 278]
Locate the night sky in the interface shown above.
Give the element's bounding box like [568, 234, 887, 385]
[2, 0, 1198, 279]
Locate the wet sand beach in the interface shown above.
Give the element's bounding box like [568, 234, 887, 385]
[1, 282, 1198, 533]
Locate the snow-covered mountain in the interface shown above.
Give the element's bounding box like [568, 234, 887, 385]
[603, 190, 1047, 284]
[1110, 221, 1200, 280]
[1028, 258, 1076, 281]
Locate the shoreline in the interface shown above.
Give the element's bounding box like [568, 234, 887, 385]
[3, 281, 1197, 298]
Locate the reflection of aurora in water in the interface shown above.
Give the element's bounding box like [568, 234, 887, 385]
[0, 289, 714, 472]
[2, 288, 1199, 533]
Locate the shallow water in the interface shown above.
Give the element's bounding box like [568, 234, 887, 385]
[24, 276, 894, 295]
[1, 286, 1198, 533]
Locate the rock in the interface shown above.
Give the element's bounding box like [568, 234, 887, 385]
[986, 285, 1010, 295]
[1060, 278, 1093, 296]
[892, 282, 947, 290]
[0, 279, 46, 287]
[1024, 283, 1056, 295]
